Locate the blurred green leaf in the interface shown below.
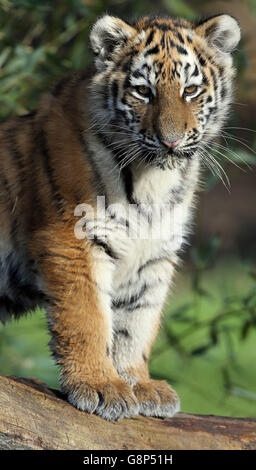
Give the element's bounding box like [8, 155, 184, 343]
[163, 0, 197, 20]
[241, 319, 253, 340]
[190, 343, 213, 356]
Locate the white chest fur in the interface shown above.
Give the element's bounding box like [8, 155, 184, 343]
[113, 158, 199, 288]
[84, 139, 200, 298]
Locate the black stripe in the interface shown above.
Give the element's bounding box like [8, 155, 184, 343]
[145, 29, 155, 47]
[114, 329, 130, 337]
[169, 38, 175, 49]
[207, 105, 217, 114]
[191, 64, 199, 77]
[184, 62, 190, 79]
[172, 20, 189, 29]
[142, 63, 150, 73]
[123, 72, 131, 90]
[169, 185, 185, 205]
[161, 33, 166, 50]
[120, 50, 136, 74]
[125, 301, 157, 312]
[176, 32, 184, 44]
[142, 353, 148, 363]
[121, 165, 134, 205]
[145, 45, 159, 56]
[92, 237, 119, 260]
[38, 130, 65, 215]
[198, 54, 206, 67]
[210, 67, 218, 92]
[176, 44, 188, 55]
[150, 22, 170, 32]
[220, 85, 227, 99]
[138, 256, 169, 275]
[168, 38, 188, 55]
[111, 80, 118, 108]
[112, 283, 148, 310]
[202, 73, 209, 86]
[122, 57, 132, 73]
[132, 69, 145, 79]
[218, 65, 224, 77]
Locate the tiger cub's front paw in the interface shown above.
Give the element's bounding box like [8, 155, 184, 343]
[65, 379, 139, 421]
[133, 380, 180, 418]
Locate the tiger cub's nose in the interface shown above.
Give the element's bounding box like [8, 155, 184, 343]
[161, 138, 182, 149]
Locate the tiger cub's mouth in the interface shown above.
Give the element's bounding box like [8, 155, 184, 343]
[135, 142, 196, 170]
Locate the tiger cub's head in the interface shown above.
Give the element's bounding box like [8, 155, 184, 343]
[89, 14, 241, 169]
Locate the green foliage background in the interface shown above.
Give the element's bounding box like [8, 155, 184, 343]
[0, 0, 256, 418]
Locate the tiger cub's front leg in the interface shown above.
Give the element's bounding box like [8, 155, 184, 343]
[112, 258, 180, 418]
[33, 225, 138, 421]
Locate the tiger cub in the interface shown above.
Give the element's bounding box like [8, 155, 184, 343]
[0, 14, 240, 421]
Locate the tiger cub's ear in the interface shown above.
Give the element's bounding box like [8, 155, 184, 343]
[90, 15, 136, 70]
[195, 14, 241, 54]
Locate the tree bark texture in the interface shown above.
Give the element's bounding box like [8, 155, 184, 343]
[0, 375, 255, 450]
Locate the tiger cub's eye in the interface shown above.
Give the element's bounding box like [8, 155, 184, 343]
[136, 86, 151, 98]
[184, 85, 198, 96]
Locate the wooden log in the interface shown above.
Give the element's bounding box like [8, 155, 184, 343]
[0, 375, 255, 450]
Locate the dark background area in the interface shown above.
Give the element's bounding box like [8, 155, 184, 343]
[0, 0, 255, 418]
